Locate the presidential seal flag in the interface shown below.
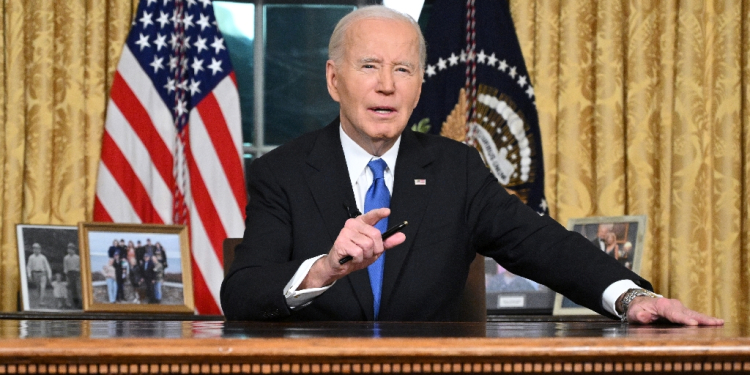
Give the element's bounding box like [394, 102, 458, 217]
[94, 0, 247, 314]
[410, 0, 548, 216]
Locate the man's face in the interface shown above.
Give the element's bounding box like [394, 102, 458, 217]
[32, 245, 41, 254]
[597, 225, 609, 239]
[326, 18, 422, 155]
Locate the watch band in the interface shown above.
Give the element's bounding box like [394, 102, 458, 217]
[619, 288, 661, 322]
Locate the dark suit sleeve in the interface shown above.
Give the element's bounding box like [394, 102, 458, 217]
[220, 155, 305, 321]
[462, 147, 651, 318]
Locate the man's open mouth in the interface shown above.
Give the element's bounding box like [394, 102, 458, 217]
[371, 107, 396, 114]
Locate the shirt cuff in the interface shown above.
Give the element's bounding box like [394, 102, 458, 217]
[284, 254, 335, 310]
[602, 280, 641, 317]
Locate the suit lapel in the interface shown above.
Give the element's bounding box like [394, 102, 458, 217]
[380, 129, 435, 316]
[304, 120, 374, 320]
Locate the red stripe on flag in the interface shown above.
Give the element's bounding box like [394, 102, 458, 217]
[229, 71, 237, 86]
[191, 252, 221, 315]
[100, 132, 165, 224]
[184, 139, 227, 261]
[196, 93, 247, 209]
[110, 72, 175, 189]
[93, 196, 113, 222]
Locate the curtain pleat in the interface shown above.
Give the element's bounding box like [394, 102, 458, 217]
[742, 0, 750, 323]
[654, 0, 679, 295]
[594, 0, 626, 216]
[531, 0, 561, 220]
[49, 0, 88, 224]
[84, 0, 107, 222]
[555, 0, 598, 219]
[25, 0, 58, 224]
[624, 1, 661, 285]
[1, 0, 29, 312]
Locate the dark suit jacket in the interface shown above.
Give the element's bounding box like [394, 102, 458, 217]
[221, 119, 652, 321]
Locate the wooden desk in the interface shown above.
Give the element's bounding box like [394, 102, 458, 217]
[0, 318, 748, 374]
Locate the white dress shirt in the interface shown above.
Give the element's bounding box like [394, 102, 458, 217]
[282, 125, 641, 317]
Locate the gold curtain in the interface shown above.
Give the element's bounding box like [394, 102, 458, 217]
[0, 0, 136, 311]
[511, 0, 750, 323]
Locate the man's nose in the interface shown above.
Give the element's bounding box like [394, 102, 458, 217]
[377, 70, 395, 94]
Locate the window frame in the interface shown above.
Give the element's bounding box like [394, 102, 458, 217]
[220, 0, 380, 159]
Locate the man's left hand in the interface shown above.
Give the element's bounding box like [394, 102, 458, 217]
[626, 297, 724, 326]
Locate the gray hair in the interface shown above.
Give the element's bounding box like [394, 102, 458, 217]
[328, 5, 426, 71]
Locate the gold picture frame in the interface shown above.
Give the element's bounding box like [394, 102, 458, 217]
[78, 222, 194, 313]
[553, 215, 647, 316]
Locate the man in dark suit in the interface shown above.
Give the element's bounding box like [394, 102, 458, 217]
[221, 6, 721, 326]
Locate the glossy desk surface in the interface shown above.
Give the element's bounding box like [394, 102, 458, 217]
[1, 317, 749, 374]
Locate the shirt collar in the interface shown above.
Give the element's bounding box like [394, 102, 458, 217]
[340, 125, 401, 184]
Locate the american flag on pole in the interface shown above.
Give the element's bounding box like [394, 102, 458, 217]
[94, 0, 247, 314]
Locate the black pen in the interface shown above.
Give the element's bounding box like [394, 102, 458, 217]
[338, 221, 408, 265]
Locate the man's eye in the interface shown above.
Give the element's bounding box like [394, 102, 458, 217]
[363, 64, 375, 69]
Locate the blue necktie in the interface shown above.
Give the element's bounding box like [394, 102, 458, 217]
[364, 158, 389, 320]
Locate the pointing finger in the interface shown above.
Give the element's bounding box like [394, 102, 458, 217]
[359, 207, 391, 227]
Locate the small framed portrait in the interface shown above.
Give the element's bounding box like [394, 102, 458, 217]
[17, 224, 83, 312]
[78, 222, 194, 313]
[553, 215, 647, 316]
[485, 257, 556, 315]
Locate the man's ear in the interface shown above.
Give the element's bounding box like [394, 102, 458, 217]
[326, 60, 340, 103]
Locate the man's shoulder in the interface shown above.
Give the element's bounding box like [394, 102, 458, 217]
[252, 122, 337, 168]
[407, 130, 480, 164]
[269, 128, 325, 157]
[411, 130, 470, 150]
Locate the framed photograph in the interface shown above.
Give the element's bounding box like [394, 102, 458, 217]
[78, 222, 194, 313]
[485, 257, 556, 315]
[553, 215, 647, 316]
[17, 225, 82, 312]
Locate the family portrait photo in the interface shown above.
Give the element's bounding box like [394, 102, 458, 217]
[78, 223, 194, 313]
[553, 215, 647, 315]
[17, 225, 82, 312]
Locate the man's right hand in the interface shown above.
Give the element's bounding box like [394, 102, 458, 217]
[299, 208, 406, 289]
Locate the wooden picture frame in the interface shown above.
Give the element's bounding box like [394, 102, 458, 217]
[78, 222, 194, 313]
[16, 224, 82, 312]
[553, 215, 647, 316]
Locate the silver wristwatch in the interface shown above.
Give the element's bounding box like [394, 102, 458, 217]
[619, 288, 661, 322]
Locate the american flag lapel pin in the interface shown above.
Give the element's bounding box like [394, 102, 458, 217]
[414, 179, 426, 185]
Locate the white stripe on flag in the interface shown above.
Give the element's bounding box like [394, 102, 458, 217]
[105, 102, 173, 222]
[213, 76, 244, 164]
[189, 203, 225, 312]
[189, 109, 245, 236]
[95, 163, 141, 223]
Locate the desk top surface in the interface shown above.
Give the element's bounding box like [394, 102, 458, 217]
[1, 318, 749, 369]
[1, 317, 748, 340]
